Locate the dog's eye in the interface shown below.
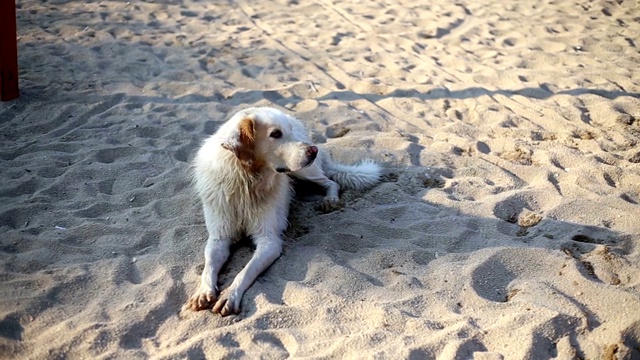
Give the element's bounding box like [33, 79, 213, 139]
[270, 129, 283, 139]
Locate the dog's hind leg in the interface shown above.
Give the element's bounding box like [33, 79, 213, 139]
[292, 157, 340, 206]
[213, 234, 282, 316]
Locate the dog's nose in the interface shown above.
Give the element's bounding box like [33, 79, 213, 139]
[307, 146, 318, 157]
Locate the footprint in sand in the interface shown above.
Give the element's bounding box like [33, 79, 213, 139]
[94, 147, 139, 164]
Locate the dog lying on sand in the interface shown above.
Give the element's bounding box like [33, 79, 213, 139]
[186, 107, 381, 316]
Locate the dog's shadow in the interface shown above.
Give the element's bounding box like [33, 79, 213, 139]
[214, 178, 345, 312]
[215, 170, 435, 318]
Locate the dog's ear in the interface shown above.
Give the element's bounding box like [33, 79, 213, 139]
[221, 117, 256, 168]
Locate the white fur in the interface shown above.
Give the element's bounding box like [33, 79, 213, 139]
[185, 107, 381, 316]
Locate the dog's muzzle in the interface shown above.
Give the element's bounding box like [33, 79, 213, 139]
[304, 145, 318, 167]
[307, 145, 318, 160]
[276, 146, 318, 173]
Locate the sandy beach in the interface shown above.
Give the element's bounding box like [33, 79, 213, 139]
[1, 0, 639, 358]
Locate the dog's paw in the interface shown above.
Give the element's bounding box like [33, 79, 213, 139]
[317, 196, 343, 213]
[212, 288, 241, 316]
[185, 288, 217, 311]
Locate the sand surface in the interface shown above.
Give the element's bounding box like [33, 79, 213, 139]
[2, 0, 640, 358]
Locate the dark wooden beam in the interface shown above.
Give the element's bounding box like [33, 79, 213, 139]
[1, 0, 19, 101]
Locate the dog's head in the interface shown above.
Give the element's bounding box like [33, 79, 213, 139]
[221, 109, 318, 173]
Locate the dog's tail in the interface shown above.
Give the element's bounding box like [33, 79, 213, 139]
[324, 158, 382, 191]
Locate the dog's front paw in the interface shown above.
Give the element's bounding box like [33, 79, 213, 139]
[317, 196, 343, 213]
[186, 288, 218, 311]
[212, 288, 241, 316]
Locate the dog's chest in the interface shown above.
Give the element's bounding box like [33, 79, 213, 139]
[215, 171, 289, 213]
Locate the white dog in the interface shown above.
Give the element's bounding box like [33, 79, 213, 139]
[186, 107, 381, 316]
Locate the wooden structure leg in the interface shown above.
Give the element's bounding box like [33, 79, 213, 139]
[0, 0, 19, 102]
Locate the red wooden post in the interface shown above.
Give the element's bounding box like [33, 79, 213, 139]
[0, 0, 19, 101]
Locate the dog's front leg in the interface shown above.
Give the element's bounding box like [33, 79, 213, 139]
[186, 237, 230, 311]
[186, 205, 232, 311]
[213, 234, 282, 316]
